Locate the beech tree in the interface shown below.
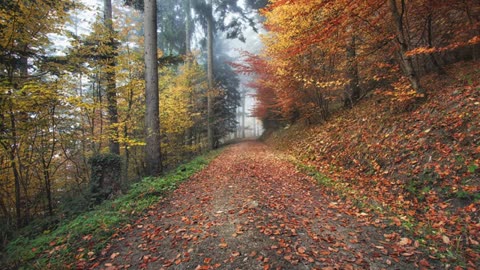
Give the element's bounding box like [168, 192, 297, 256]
[240, 0, 480, 126]
[388, 0, 425, 96]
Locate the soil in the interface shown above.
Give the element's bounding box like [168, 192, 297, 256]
[89, 141, 434, 270]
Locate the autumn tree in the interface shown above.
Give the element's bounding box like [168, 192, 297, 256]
[0, 0, 73, 227]
[388, 0, 425, 96]
[242, 0, 480, 126]
[159, 61, 207, 165]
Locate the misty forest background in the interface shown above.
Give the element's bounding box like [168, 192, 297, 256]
[1, 0, 480, 263]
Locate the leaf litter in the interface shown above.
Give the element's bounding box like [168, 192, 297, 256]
[88, 141, 436, 269]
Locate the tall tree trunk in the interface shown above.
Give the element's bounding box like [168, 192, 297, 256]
[241, 89, 246, 138]
[185, 0, 192, 55]
[234, 108, 238, 139]
[104, 0, 120, 155]
[426, 13, 445, 75]
[43, 163, 53, 216]
[463, 0, 480, 60]
[389, 0, 426, 96]
[144, 0, 162, 176]
[344, 35, 361, 108]
[185, 0, 193, 148]
[206, 0, 214, 150]
[11, 152, 22, 227]
[42, 106, 56, 217]
[4, 107, 22, 227]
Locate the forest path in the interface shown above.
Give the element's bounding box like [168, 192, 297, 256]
[91, 141, 430, 270]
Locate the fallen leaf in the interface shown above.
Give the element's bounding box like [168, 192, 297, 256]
[442, 235, 450, 244]
[392, 217, 402, 226]
[110, 252, 120, 259]
[419, 259, 430, 267]
[398, 237, 410, 246]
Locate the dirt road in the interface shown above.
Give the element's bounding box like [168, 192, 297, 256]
[91, 141, 431, 269]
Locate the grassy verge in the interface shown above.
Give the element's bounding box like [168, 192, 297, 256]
[292, 158, 388, 214]
[2, 149, 222, 269]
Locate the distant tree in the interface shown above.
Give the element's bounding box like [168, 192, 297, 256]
[185, 0, 193, 54]
[213, 52, 241, 144]
[206, 0, 214, 150]
[245, 0, 268, 10]
[193, 0, 259, 148]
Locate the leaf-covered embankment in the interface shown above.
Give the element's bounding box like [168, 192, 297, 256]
[264, 61, 480, 267]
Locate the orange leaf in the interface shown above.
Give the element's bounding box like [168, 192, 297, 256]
[419, 259, 430, 267]
[110, 252, 120, 259]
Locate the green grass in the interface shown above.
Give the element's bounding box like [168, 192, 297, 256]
[2, 149, 222, 270]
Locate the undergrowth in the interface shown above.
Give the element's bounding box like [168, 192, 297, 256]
[1, 149, 222, 270]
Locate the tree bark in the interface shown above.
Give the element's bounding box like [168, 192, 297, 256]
[185, 0, 192, 55]
[3, 107, 22, 227]
[144, 0, 162, 176]
[344, 35, 361, 107]
[206, 0, 214, 150]
[104, 0, 120, 155]
[426, 13, 445, 75]
[242, 89, 246, 138]
[389, 0, 426, 96]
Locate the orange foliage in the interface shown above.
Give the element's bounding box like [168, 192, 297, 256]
[238, 0, 480, 124]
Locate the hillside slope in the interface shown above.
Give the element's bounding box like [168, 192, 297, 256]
[264, 61, 480, 267]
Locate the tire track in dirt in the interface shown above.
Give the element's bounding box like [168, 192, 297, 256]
[90, 141, 433, 270]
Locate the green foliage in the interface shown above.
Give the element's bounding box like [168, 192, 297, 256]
[467, 164, 478, 174]
[89, 153, 122, 204]
[295, 162, 335, 188]
[2, 149, 221, 269]
[455, 188, 480, 202]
